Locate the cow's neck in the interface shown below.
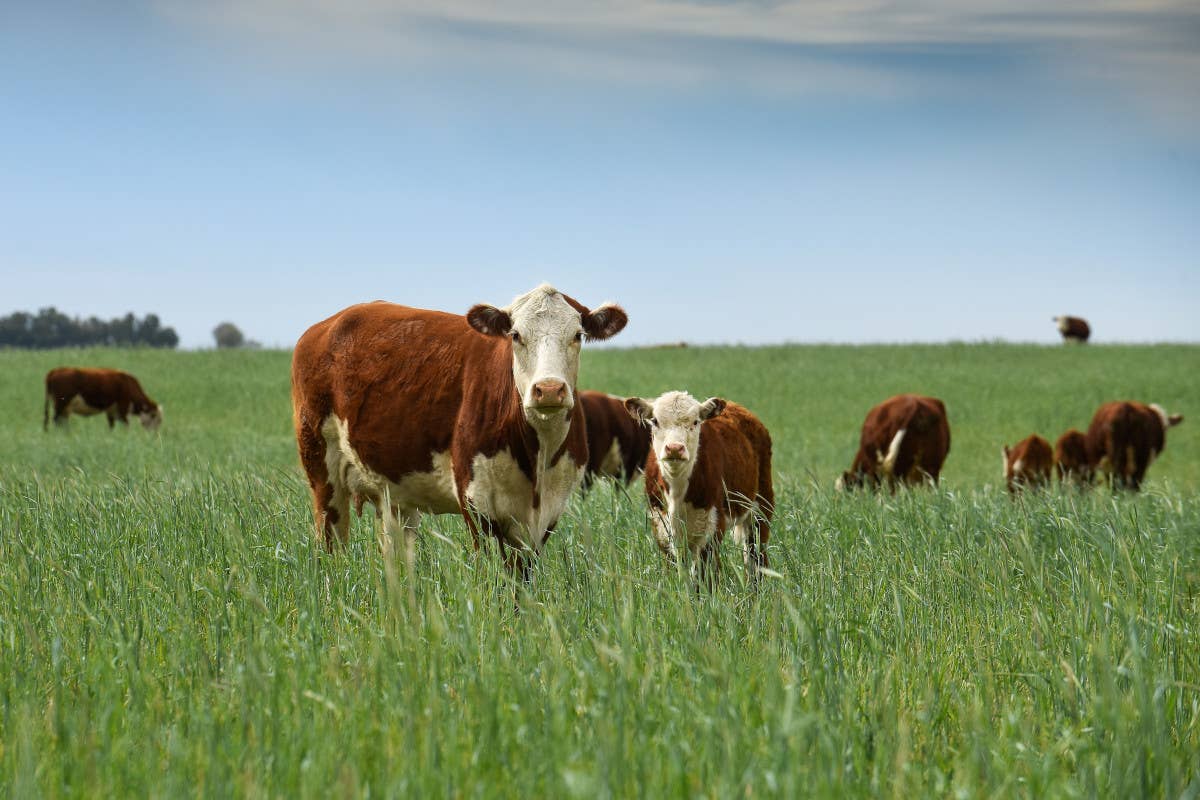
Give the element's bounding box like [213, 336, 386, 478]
[661, 463, 697, 516]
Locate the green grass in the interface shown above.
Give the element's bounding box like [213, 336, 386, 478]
[1, 343, 1198, 797]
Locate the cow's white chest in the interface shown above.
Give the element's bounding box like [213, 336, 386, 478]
[66, 395, 109, 416]
[661, 492, 719, 555]
[465, 448, 583, 551]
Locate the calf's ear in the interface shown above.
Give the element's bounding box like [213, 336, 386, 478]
[582, 303, 628, 341]
[467, 304, 512, 337]
[624, 397, 653, 424]
[699, 397, 726, 420]
[1168, 413, 1184, 427]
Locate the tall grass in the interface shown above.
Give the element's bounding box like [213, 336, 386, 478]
[0, 344, 1197, 796]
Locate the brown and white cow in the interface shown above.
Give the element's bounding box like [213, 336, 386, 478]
[1054, 429, 1093, 486]
[624, 392, 773, 585]
[1002, 434, 1053, 493]
[44, 367, 163, 431]
[837, 394, 950, 491]
[1085, 401, 1183, 491]
[290, 284, 628, 574]
[579, 390, 651, 489]
[1053, 315, 1091, 343]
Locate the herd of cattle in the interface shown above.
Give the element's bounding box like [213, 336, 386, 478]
[40, 286, 1183, 583]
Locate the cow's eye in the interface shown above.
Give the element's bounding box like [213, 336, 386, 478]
[573, 331, 583, 343]
[510, 331, 522, 345]
[649, 417, 658, 427]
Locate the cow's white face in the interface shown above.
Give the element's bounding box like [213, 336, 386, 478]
[625, 391, 725, 480]
[467, 284, 627, 426]
[140, 406, 163, 431]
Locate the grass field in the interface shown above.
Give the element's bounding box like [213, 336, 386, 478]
[1, 343, 1198, 797]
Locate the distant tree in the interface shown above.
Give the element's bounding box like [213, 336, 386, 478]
[0, 307, 179, 349]
[213, 322, 245, 349]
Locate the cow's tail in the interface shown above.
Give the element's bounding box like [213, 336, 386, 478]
[881, 428, 906, 474]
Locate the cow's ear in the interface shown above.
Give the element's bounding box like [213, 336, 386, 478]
[624, 397, 653, 424]
[1169, 413, 1184, 427]
[699, 397, 726, 420]
[582, 303, 628, 341]
[467, 304, 512, 337]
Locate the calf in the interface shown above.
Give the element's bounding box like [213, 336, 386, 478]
[1085, 401, 1183, 491]
[579, 390, 651, 489]
[44, 367, 162, 431]
[1053, 315, 1091, 343]
[291, 284, 627, 576]
[837, 394, 950, 490]
[625, 392, 773, 585]
[1054, 429, 1093, 485]
[1002, 434, 1053, 493]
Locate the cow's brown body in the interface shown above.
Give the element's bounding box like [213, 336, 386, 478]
[1054, 429, 1093, 485]
[839, 394, 950, 490]
[1003, 434, 1053, 493]
[641, 401, 773, 581]
[44, 367, 161, 430]
[1084, 401, 1183, 491]
[290, 287, 626, 572]
[579, 390, 651, 488]
[1054, 315, 1091, 343]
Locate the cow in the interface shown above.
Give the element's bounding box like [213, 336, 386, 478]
[579, 390, 651, 489]
[1002, 434, 1053, 493]
[44, 367, 163, 431]
[624, 391, 773, 586]
[290, 284, 628, 576]
[837, 394, 950, 491]
[1084, 401, 1183, 491]
[1053, 315, 1091, 343]
[1054, 429, 1093, 486]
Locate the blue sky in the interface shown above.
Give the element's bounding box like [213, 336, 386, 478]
[2, 1, 1197, 348]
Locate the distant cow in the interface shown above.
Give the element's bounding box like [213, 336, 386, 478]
[1085, 401, 1183, 491]
[1002, 434, 1053, 493]
[625, 391, 773, 585]
[1053, 316, 1090, 343]
[290, 284, 628, 575]
[579, 390, 651, 489]
[838, 394, 950, 490]
[44, 367, 162, 431]
[1054, 429, 1093, 485]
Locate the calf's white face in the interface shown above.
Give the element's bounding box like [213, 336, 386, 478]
[140, 406, 163, 431]
[625, 391, 725, 478]
[467, 284, 627, 425]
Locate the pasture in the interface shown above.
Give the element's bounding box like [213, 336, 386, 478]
[1, 343, 1198, 797]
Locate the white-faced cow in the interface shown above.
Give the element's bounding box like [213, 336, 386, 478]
[1054, 429, 1093, 486]
[1084, 401, 1183, 491]
[837, 394, 950, 491]
[579, 390, 651, 489]
[290, 284, 628, 576]
[1002, 434, 1053, 493]
[625, 392, 773, 586]
[1053, 316, 1090, 343]
[44, 367, 163, 431]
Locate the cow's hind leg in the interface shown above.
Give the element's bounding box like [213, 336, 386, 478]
[296, 421, 349, 549]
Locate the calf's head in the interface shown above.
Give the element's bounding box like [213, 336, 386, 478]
[139, 403, 163, 431]
[467, 284, 627, 423]
[625, 391, 725, 479]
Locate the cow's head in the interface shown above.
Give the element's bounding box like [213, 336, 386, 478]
[625, 391, 725, 480]
[467, 284, 627, 424]
[139, 404, 163, 431]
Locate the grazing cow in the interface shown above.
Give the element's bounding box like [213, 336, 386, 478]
[1053, 315, 1091, 343]
[44, 367, 163, 431]
[1002, 434, 1053, 493]
[624, 392, 773, 585]
[290, 284, 628, 575]
[1084, 401, 1183, 491]
[579, 390, 651, 489]
[837, 394, 950, 490]
[1054, 429, 1093, 485]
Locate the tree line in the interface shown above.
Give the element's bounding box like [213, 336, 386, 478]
[0, 307, 179, 349]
